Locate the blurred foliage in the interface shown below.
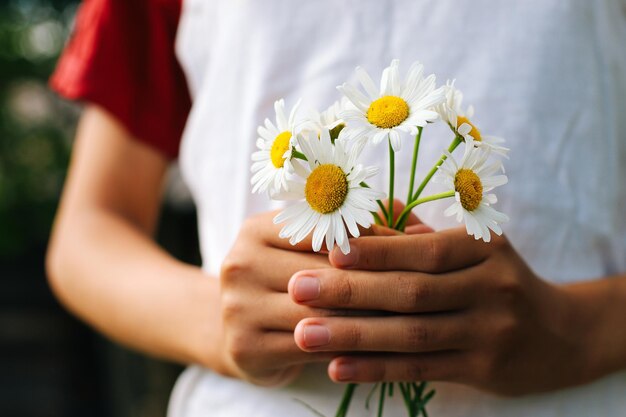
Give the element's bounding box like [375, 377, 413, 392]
[0, 0, 80, 258]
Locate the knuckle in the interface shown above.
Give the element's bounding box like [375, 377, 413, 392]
[219, 254, 250, 286]
[495, 314, 519, 346]
[394, 275, 417, 312]
[406, 323, 430, 349]
[494, 275, 523, 303]
[473, 353, 499, 383]
[221, 293, 245, 323]
[343, 324, 364, 348]
[363, 240, 391, 269]
[226, 331, 253, 366]
[405, 279, 431, 312]
[333, 271, 356, 306]
[424, 236, 447, 271]
[368, 364, 387, 382]
[405, 361, 427, 381]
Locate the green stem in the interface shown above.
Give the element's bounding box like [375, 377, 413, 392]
[334, 383, 358, 417]
[393, 191, 455, 229]
[372, 211, 384, 226]
[377, 382, 387, 417]
[398, 383, 415, 416]
[387, 139, 395, 228]
[411, 135, 462, 202]
[406, 127, 423, 205]
[395, 135, 462, 231]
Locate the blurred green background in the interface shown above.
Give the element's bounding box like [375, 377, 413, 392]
[0, 1, 199, 416]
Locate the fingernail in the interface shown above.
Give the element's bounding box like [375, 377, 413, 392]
[303, 324, 330, 347]
[332, 246, 358, 267]
[335, 362, 357, 381]
[293, 276, 320, 302]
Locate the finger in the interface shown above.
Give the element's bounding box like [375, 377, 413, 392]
[222, 246, 329, 292]
[256, 293, 335, 330]
[329, 227, 495, 272]
[405, 224, 435, 234]
[327, 351, 465, 383]
[258, 331, 336, 366]
[252, 203, 431, 253]
[258, 210, 379, 253]
[294, 313, 471, 353]
[230, 332, 335, 386]
[258, 293, 383, 331]
[289, 268, 477, 312]
[243, 211, 319, 252]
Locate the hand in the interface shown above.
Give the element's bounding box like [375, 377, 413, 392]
[219, 211, 335, 386]
[289, 228, 591, 396]
[219, 202, 427, 386]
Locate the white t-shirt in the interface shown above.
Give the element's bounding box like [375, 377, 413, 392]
[170, 0, 626, 416]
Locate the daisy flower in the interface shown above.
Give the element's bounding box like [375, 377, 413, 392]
[306, 98, 348, 131]
[435, 138, 509, 242]
[437, 80, 509, 157]
[301, 98, 355, 143]
[273, 128, 384, 254]
[251, 99, 302, 195]
[337, 59, 445, 151]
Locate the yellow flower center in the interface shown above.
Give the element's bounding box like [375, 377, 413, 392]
[305, 164, 348, 214]
[454, 169, 483, 211]
[270, 131, 292, 168]
[366, 96, 410, 129]
[456, 116, 482, 142]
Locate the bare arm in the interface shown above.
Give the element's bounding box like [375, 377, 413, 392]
[46, 106, 336, 385]
[46, 106, 223, 368]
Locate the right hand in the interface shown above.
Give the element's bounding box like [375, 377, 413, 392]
[218, 211, 337, 386]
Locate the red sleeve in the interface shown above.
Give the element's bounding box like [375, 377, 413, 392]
[50, 0, 191, 159]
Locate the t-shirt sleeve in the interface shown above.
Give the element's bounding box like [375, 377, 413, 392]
[50, 0, 191, 159]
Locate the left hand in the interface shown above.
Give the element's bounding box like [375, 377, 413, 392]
[288, 228, 592, 396]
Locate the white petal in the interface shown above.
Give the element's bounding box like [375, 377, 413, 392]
[352, 207, 375, 228]
[340, 206, 360, 238]
[356, 66, 380, 99]
[338, 83, 370, 112]
[389, 129, 402, 152]
[288, 99, 302, 128]
[458, 123, 472, 136]
[480, 204, 510, 223]
[443, 202, 459, 217]
[274, 201, 309, 224]
[338, 236, 351, 255]
[312, 215, 330, 252]
[333, 211, 346, 248]
[372, 130, 388, 145]
[274, 99, 288, 132]
[325, 214, 336, 252]
[292, 211, 320, 244]
[279, 209, 311, 238]
[481, 175, 508, 189]
[389, 59, 401, 96]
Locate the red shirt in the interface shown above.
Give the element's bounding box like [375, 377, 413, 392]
[50, 0, 191, 159]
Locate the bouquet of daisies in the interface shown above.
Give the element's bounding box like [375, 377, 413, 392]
[251, 59, 509, 417]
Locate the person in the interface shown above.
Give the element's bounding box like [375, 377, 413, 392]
[46, 0, 626, 416]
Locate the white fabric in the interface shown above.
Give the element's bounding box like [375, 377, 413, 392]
[171, 0, 626, 415]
